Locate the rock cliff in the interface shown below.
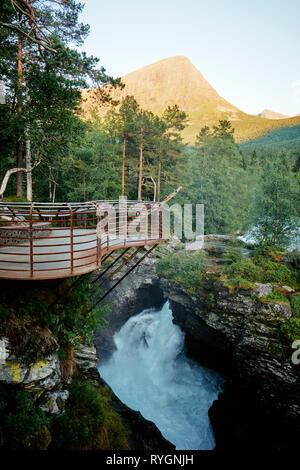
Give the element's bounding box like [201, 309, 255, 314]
[0, 280, 174, 450]
[94, 236, 300, 449]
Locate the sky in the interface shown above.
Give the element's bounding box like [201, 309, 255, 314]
[78, 0, 300, 116]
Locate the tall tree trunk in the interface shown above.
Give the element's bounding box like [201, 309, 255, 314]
[16, 35, 23, 197]
[25, 137, 32, 201]
[122, 136, 126, 196]
[16, 139, 23, 197]
[138, 135, 143, 200]
[49, 167, 52, 201]
[156, 137, 163, 202]
[52, 182, 56, 203]
[157, 159, 161, 202]
[83, 172, 86, 201]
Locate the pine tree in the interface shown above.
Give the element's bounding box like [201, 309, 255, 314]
[0, 0, 116, 199]
[156, 105, 187, 201]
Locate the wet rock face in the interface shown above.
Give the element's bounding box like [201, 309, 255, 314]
[162, 277, 299, 418]
[92, 235, 299, 448]
[75, 342, 175, 451]
[0, 332, 62, 392]
[93, 236, 299, 419]
[0, 331, 71, 417]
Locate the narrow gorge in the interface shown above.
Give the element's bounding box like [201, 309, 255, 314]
[94, 236, 300, 450]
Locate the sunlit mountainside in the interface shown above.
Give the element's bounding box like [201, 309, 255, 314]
[81, 56, 300, 143]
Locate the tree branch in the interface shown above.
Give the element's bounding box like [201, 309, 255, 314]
[0, 22, 57, 52]
[0, 160, 41, 198]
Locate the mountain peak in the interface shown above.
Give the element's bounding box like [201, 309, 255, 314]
[81, 57, 300, 143]
[258, 109, 289, 120]
[119, 56, 228, 114]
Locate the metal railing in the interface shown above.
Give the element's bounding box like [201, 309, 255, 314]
[0, 200, 167, 280]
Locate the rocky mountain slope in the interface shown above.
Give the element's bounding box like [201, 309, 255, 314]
[81, 56, 300, 143]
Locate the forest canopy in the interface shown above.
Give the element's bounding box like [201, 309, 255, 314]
[0, 1, 299, 245]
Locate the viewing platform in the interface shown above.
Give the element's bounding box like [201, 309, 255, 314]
[0, 200, 167, 280]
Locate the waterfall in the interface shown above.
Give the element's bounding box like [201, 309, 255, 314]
[98, 301, 223, 450]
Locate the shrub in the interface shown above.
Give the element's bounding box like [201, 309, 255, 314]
[222, 246, 243, 265]
[288, 250, 300, 269]
[157, 251, 205, 288]
[0, 278, 108, 349]
[291, 293, 300, 316]
[224, 258, 261, 282]
[253, 243, 285, 261]
[0, 384, 49, 450]
[50, 379, 130, 450]
[280, 317, 300, 343]
[256, 258, 296, 286]
[265, 288, 289, 303]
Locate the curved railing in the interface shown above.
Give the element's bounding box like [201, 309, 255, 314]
[0, 200, 168, 280]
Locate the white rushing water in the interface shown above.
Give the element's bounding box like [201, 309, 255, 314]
[98, 302, 223, 450]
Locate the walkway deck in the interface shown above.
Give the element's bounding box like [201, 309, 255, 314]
[0, 201, 166, 280]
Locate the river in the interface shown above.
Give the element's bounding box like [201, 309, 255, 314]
[98, 301, 223, 450]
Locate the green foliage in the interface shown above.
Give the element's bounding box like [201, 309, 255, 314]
[287, 249, 300, 269]
[265, 288, 289, 303]
[3, 195, 29, 202]
[291, 293, 300, 316]
[222, 246, 243, 265]
[157, 251, 204, 288]
[280, 294, 300, 342]
[103, 100, 187, 201]
[50, 379, 130, 450]
[241, 125, 300, 154]
[223, 258, 261, 282]
[0, 0, 118, 200]
[255, 257, 297, 287]
[27, 280, 107, 347]
[222, 247, 297, 289]
[0, 278, 108, 349]
[59, 126, 122, 202]
[252, 243, 285, 260]
[280, 316, 300, 343]
[0, 384, 49, 450]
[248, 155, 299, 247]
[180, 124, 250, 234]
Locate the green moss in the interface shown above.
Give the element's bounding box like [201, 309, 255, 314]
[259, 297, 290, 306]
[223, 278, 255, 295]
